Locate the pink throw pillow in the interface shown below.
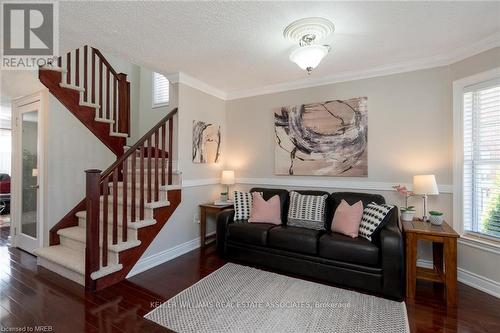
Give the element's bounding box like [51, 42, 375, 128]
[331, 200, 363, 238]
[248, 192, 281, 225]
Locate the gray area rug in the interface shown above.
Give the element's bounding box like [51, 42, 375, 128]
[145, 263, 409, 333]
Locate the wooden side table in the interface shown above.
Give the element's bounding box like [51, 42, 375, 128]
[199, 203, 233, 249]
[403, 219, 460, 306]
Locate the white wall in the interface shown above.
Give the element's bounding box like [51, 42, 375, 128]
[45, 95, 115, 245]
[225, 47, 500, 296]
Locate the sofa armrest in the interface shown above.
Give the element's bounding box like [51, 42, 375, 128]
[216, 209, 235, 256]
[380, 209, 404, 300]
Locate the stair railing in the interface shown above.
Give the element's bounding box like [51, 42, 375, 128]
[59, 45, 130, 135]
[84, 108, 177, 290]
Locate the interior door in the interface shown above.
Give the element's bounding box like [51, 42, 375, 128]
[13, 99, 43, 253]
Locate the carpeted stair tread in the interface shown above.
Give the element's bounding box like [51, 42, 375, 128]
[34, 245, 85, 275]
[57, 226, 141, 252]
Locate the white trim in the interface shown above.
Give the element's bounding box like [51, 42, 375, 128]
[417, 259, 500, 299]
[127, 232, 215, 278]
[11, 90, 48, 252]
[236, 177, 453, 193]
[161, 39, 499, 102]
[226, 34, 500, 100]
[165, 72, 227, 100]
[459, 236, 500, 256]
[182, 178, 220, 188]
[452, 67, 500, 235]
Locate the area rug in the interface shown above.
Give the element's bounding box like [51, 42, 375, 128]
[145, 263, 409, 333]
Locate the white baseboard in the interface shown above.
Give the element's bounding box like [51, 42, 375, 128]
[126, 232, 215, 278]
[417, 259, 500, 299]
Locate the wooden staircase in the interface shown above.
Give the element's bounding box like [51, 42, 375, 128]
[35, 46, 182, 291]
[39, 46, 130, 156]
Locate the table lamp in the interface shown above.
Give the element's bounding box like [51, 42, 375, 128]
[221, 170, 235, 201]
[413, 175, 439, 222]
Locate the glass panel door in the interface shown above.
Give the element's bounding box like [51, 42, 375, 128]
[21, 111, 38, 239]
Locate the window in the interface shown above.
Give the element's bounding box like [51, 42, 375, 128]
[152, 72, 169, 107]
[462, 78, 500, 241]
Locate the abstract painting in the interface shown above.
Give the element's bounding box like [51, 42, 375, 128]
[274, 97, 368, 176]
[192, 120, 221, 163]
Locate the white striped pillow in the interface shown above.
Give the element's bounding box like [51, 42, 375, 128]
[287, 191, 328, 230]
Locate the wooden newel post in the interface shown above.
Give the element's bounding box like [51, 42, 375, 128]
[117, 73, 130, 135]
[85, 169, 101, 291]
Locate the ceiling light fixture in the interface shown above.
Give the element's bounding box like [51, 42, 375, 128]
[284, 17, 335, 74]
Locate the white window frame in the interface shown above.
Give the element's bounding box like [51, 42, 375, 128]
[453, 67, 500, 251]
[152, 72, 169, 108]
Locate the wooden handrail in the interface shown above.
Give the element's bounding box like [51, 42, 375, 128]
[100, 108, 178, 181]
[92, 48, 120, 78]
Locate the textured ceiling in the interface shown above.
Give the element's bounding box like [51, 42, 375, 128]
[55, 1, 499, 95]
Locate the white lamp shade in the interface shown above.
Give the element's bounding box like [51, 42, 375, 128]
[413, 175, 439, 195]
[221, 170, 235, 185]
[289, 45, 329, 71]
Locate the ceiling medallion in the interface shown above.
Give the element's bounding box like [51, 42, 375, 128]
[283, 17, 335, 74]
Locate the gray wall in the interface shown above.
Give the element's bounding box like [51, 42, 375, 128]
[132, 82, 226, 270]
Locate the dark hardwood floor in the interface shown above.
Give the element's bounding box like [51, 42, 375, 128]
[0, 227, 499, 332]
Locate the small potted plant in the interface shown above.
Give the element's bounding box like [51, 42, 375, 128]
[393, 185, 416, 221]
[401, 206, 416, 222]
[428, 211, 444, 225]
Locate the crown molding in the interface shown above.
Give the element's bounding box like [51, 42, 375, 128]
[225, 33, 500, 100]
[166, 71, 227, 100]
[165, 33, 499, 102]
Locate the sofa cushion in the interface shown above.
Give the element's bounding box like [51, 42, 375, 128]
[227, 222, 276, 246]
[359, 202, 395, 241]
[248, 192, 281, 225]
[268, 226, 324, 255]
[318, 232, 380, 266]
[250, 188, 289, 222]
[294, 190, 333, 228]
[327, 192, 386, 230]
[287, 191, 328, 230]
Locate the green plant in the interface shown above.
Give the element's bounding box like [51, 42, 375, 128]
[482, 173, 500, 236]
[429, 210, 443, 216]
[401, 206, 415, 212]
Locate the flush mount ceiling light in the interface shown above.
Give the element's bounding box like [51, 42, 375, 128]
[284, 17, 335, 74]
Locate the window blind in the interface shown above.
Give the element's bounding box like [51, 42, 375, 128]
[463, 79, 500, 240]
[153, 72, 169, 107]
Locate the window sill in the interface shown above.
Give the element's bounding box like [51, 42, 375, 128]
[152, 103, 169, 109]
[459, 234, 500, 255]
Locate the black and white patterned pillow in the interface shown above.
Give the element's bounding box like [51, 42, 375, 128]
[359, 202, 394, 241]
[233, 191, 254, 221]
[287, 191, 327, 230]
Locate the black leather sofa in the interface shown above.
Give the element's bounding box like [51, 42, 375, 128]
[216, 188, 404, 300]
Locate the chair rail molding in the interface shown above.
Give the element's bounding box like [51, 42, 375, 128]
[236, 177, 453, 193]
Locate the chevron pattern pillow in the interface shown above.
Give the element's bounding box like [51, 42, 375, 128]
[359, 202, 394, 241]
[287, 191, 328, 230]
